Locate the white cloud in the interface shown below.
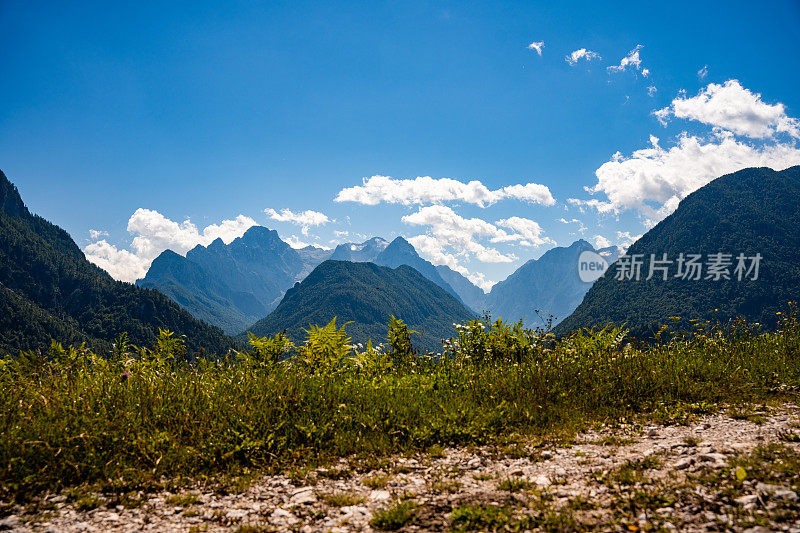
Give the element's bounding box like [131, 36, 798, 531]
[84, 240, 149, 283]
[265, 208, 330, 235]
[407, 234, 495, 291]
[607, 44, 648, 76]
[283, 234, 332, 250]
[500, 183, 556, 205]
[89, 229, 108, 240]
[83, 209, 258, 282]
[582, 131, 800, 224]
[655, 80, 800, 139]
[401, 205, 521, 266]
[592, 235, 612, 249]
[334, 175, 555, 207]
[616, 231, 642, 248]
[558, 217, 587, 233]
[698, 65, 708, 79]
[495, 216, 554, 247]
[573, 81, 800, 224]
[647, 86, 657, 97]
[566, 48, 600, 65]
[527, 41, 544, 56]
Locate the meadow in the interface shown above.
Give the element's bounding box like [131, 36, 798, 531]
[1, 310, 798, 501]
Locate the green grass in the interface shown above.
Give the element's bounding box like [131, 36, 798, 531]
[362, 473, 391, 489]
[0, 310, 799, 500]
[165, 493, 200, 506]
[369, 500, 417, 530]
[496, 477, 533, 492]
[318, 490, 365, 507]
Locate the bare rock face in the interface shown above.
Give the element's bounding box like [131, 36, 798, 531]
[6, 403, 800, 532]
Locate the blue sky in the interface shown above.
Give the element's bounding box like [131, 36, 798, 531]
[2, 0, 799, 289]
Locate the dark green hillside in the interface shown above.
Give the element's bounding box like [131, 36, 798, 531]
[138, 250, 265, 335]
[0, 170, 234, 355]
[556, 166, 800, 336]
[243, 260, 475, 351]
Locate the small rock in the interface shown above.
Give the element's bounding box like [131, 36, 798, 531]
[674, 457, 695, 470]
[227, 509, 249, 520]
[0, 516, 20, 530]
[734, 494, 758, 507]
[466, 457, 481, 468]
[773, 489, 799, 502]
[271, 508, 299, 525]
[290, 489, 317, 505]
[533, 475, 550, 487]
[370, 490, 391, 501]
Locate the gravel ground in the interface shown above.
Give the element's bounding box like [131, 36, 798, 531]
[3, 403, 800, 532]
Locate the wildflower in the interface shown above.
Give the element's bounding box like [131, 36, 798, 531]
[120, 371, 130, 382]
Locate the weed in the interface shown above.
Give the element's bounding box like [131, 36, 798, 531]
[165, 493, 200, 506]
[363, 473, 391, 489]
[497, 477, 532, 492]
[369, 500, 416, 530]
[319, 491, 365, 507]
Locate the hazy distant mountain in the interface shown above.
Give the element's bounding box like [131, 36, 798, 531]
[373, 237, 463, 303]
[243, 260, 475, 351]
[556, 166, 800, 336]
[435, 265, 487, 313]
[485, 240, 600, 328]
[0, 170, 233, 355]
[139, 226, 314, 334]
[329, 237, 389, 262]
[296, 245, 332, 277]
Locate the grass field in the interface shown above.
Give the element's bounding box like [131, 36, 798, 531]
[1, 309, 798, 501]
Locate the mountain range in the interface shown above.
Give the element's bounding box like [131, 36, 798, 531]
[555, 165, 800, 336]
[243, 260, 475, 351]
[137, 227, 624, 337]
[3, 164, 794, 354]
[0, 170, 234, 355]
[138, 227, 330, 334]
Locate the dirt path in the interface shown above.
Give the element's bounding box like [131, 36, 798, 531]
[5, 404, 800, 532]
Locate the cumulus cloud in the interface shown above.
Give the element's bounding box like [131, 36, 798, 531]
[83, 209, 258, 282]
[647, 86, 657, 97]
[655, 80, 800, 139]
[84, 240, 149, 283]
[89, 229, 108, 240]
[334, 175, 555, 207]
[592, 235, 612, 249]
[527, 41, 544, 55]
[401, 205, 518, 263]
[582, 131, 800, 224]
[495, 217, 554, 247]
[566, 48, 600, 65]
[265, 208, 330, 235]
[400, 205, 555, 292]
[572, 81, 800, 225]
[607, 44, 648, 76]
[407, 234, 495, 291]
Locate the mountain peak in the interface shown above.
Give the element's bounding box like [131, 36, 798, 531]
[571, 239, 594, 249]
[0, 170, 30, 218]
[384, 236, 417, 255]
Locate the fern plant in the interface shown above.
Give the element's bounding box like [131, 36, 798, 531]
[300, 317, 352, 372]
